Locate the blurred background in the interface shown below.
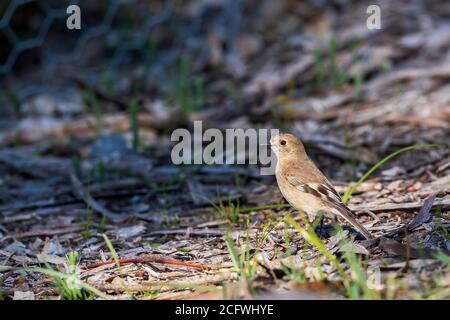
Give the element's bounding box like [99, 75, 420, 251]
[1, 0, 448, 174]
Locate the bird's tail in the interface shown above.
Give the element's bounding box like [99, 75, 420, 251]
[333, 205, 373, 240]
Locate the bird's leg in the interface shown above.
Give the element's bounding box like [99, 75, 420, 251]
[312, 211, 325, 238]
[318, 217, 324, 239]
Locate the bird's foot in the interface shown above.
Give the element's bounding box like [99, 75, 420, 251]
[314, 224, 334, 239]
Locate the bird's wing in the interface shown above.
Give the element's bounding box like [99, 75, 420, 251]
[284, 174, 341, 204]
[284, 174, 373, 239]
[317, 182, 343, 203]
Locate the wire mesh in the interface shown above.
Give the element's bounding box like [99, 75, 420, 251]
[0, 0, 242, 101]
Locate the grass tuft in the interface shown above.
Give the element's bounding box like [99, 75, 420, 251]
[83, 89, 103, 134]
[284, 214, 349, 286]
[223, 216, 257, 293]
[285, 214, 385, 299]
[23, 252, 108, 300]
[169, 56, 205, 114]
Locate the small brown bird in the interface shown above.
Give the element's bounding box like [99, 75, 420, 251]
[270, 133, 373, 240]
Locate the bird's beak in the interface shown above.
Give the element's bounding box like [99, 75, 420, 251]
[260, 143, 271, 147]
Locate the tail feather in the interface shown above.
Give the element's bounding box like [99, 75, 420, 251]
[332, 204, 373, 240]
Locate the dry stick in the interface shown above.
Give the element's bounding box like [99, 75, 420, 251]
[148, 229, 224, 236]
[90, 273, 237, 294]
[147, 228, 258, 238]
[70, 173, 123, 222]
[7, 225, 84, 239]
[351, 197, 449, 214]
[84, 255, 220, 271]
[0, 180, 179, 213]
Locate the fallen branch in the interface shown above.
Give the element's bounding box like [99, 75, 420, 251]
[7, 225, 83, 239]
[352, 197, 449, 214]
[70, 173, 123, 222]
[85, 273, 237, 293]
[84, 254, 220, 271]
[379, 237, 436, 259]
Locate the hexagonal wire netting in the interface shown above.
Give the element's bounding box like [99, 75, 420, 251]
[0, 0, 242, 102]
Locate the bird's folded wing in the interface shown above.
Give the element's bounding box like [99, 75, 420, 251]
[284, 173, 373, 239]
[284, 174, 342, 204]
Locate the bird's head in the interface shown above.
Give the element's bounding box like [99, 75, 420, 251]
[269, 133, 306, 158]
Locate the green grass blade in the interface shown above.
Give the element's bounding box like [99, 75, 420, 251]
[102, 233, 121, 271]
[102, 233, 133, 297]
[83, 89, 103, 133]
[284, 215, 350, 288]
[342, 144, 441, 204]
[353, 73, 363, 102]
[128, 97, 140, 152]
[224, 231, 241, 273]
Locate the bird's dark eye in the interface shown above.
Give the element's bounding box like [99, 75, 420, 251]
[280, 140, 286, 145]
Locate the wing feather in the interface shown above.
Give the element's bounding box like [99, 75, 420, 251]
[283, 173, 373, 239]
[284, 174, 340, 204]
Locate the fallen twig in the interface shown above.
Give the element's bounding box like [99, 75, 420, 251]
[378, 237, 435, 259]
[85, 273, 237, 294]
[352, 197, 449, 214]
[84, 255, 220, 271]
[7, 225, 84, 239]
[70, 173, 123, 222]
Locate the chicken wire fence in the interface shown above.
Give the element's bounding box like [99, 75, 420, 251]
[0, 0, 242, 101]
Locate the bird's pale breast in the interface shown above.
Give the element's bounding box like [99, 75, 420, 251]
[276, 169, 333, 218]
